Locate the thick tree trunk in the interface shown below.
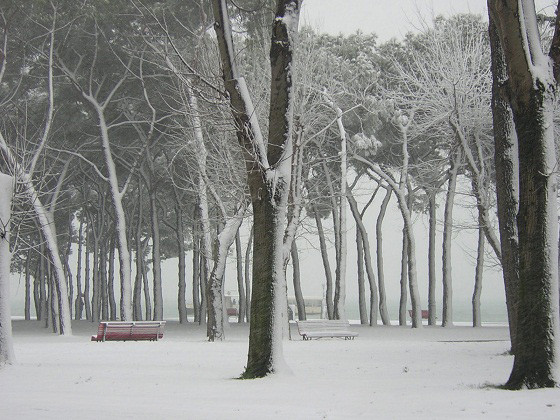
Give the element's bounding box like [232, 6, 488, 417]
[488, 12, 519, 354]
[376, 188, 391, 325]
[212, 0, 300, 377]
[235, 230, 246, 323]
[442, 148, 461, 327]
[489, 0, 560, 389]
[314, 208, 334, 319]
[0, 173, 15, 365]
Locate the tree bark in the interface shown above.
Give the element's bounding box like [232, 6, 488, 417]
[244, 225, 253, 322]
[473, 214, 485, 328]
[399, 228, 408, 326]
[235, 230, 246, 323]
[75, 219, 84, 320]
[25, 248, 31, 321]
[0, 173, 15, 365]
[442, 147, 461, 327]
[149, 187, 163, 321]
[176, 201, 187, 324]
[108, 235, 117, 320]
[427, 190, 437, 326]
[489, 0, 560, 389]
[212, 0, 301, 377]
[291, 240, 306, 321]
[376, 188, 391, 325]
[488, 10, 520, 355]
[314, 209, 334, 320]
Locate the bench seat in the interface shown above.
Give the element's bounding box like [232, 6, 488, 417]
[91, 321, 166, 342]
[297, 319, 358, 340]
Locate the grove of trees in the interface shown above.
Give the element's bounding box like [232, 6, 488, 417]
[0, 0, 559, 388]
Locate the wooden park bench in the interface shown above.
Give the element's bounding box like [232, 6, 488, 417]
[91, 321, 166, 342]
[296, 319, 358, 340]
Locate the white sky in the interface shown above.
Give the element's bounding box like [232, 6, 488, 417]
[302, 0, 556, 41]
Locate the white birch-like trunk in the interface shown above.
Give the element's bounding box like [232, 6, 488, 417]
[97, 113, 133, 321]
[0, 173, 15, 365]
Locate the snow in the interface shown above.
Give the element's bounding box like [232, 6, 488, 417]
[2, 319, 559, 418]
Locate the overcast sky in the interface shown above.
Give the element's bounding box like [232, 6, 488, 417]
[302, 0, 556, 42]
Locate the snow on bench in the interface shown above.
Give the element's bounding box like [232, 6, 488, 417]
[91, 321, 166, 342]
[296, 319, 358, 340]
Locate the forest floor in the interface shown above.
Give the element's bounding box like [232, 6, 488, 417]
[1, 319, 558, 419]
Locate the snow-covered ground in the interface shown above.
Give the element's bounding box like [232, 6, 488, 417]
[1, 320, 558, 419]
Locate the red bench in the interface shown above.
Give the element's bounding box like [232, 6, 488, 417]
[91, 321, 166, 342]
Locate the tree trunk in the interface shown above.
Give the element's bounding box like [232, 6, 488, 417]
[473, 215, 485, 328]
[100, 242, 109, 321]
[212, 0, 301, 377]
[176, 202, 187, 324]
[134, 185, 144, 321]
[0, 173, 15, 365]
[399, 228, 408, 326]
[244, 225, 253, 322]
[142, 257, 152, 321]
[192, 231, 201, 324]
[24, 248, 31, 321]
[291, 240, 306, 321]
[488, 11, 520, 355]
[150, 187, 163, 321]
[84, 229, 92, 321]
[314, 208, 334, 319]
[108, 235, 117, 320]
[75, 219, 84, 320]
[235, 230, 246, 323]
[442, 147, 461, 327]
[427, 190, 437, 326]
[356, 229, 367, 324]
[376, 188, 391, 325]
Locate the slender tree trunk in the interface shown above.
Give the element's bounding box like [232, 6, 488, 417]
[442, 147, 461, 327]
[100, 242, 109, 321]
[473, 215, 485, 327]
[142, 257, 152, 321]
[314, 208, 334, 319]
[108, 235, 117, 320]
[0, 173, 15, 365]
[235, 230, 246, 323]
[24, 248, 31, 321]
[192, 232, 201, 324]
[176, 203, 187, 324]
[399, 228, 408, 326]
[427, 190, 437, 326]
[291, 240, 306, 321]
[376, 188, 391, 325]
[150, 188, 163, 321]
[33, 259, 40, 320]
[84, 230, 92, 321]
[91, 236, 101, 324]
[356, 229, 367, 324]
[39, 244, 47, 325]
[75, 219, 84, 320]
[244, 225, 253, 322]
[134, 187, 144, 321]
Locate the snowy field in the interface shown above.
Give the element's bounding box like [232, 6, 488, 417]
[1, 320, 559, 419]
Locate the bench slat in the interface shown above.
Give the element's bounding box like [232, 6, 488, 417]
[297, 320, 358, 340]
[91, 321, 166, 342]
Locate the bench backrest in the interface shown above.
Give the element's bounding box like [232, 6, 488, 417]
[297, 319, 352, 333]
[96, 321, 166, 340]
